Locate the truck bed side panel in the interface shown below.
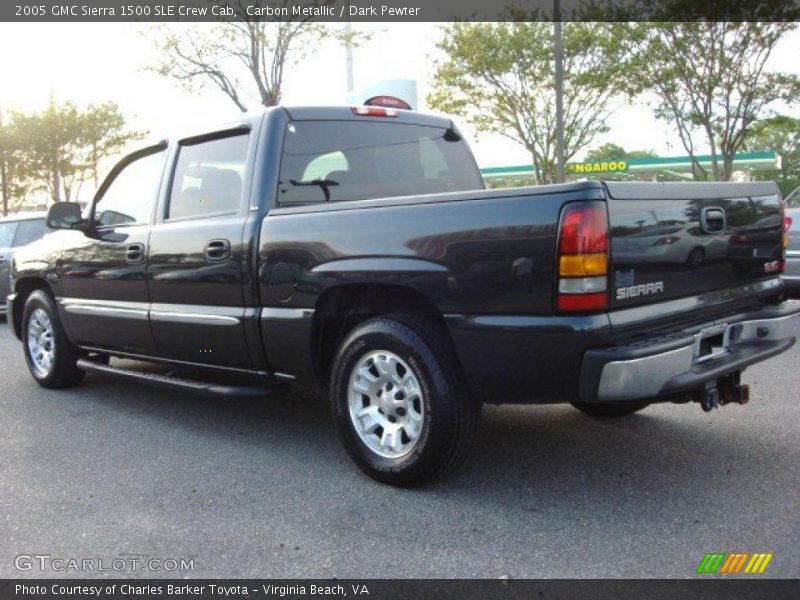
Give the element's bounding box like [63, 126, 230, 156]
[258, 188, 603, 386]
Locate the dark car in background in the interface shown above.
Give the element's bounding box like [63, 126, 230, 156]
[0, 212, 47, 318]
[784, 186, 800, 297]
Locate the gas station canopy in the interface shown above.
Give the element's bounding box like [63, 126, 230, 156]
[480, 151, 781, 184]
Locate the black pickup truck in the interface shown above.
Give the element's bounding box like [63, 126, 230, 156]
[7, 106, 800, 485]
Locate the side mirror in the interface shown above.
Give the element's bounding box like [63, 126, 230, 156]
[46, 202, 85, 231]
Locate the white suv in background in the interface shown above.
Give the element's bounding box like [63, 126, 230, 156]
[0, 212, 47, 318]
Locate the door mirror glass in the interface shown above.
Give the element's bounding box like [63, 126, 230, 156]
[46, 202, 84, 230]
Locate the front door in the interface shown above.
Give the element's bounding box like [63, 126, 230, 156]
[58, 146, 167, 355]
[147, 131, 253, 369]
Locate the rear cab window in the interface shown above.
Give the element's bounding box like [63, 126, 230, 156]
[277, 120, 483, 205]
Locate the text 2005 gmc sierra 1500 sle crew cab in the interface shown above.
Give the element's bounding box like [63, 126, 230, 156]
[6, 106, 800, 485]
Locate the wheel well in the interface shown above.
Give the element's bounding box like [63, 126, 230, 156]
[11, 278, 51, 338]
[311, 284, 452, 389]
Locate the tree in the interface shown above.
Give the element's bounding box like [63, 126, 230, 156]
[746, 116, 800, 180]
[149, 1, 361, 112]
[1, 101, 143, 209]
[82, 102, 140, 188]
[0, 107, 8, 216]
[745, 115, 800, 196]
[625, 21, 800, 181]
[0, 116, 40, 215]
[428, 22, 631, 184]
[585, 143, 657, 162]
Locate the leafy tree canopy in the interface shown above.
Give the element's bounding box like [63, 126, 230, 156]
[0, 101, 143, 213]
[428, 21, 632, 184]
[623, 20, 800, 181]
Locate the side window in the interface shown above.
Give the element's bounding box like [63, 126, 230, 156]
[94, 150, 166, 227]
[12, 219, 47, 247]
[0, 222, 18, 248]
[168, 133, 249, 220]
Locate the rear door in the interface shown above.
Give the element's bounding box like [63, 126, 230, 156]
[605, 182, 783, 310]
[147, 129, 254, 369]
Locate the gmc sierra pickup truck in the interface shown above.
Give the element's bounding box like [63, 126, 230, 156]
[7, 106, 800, 485]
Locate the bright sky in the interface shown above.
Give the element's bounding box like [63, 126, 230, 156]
[0, 22, 798, 183]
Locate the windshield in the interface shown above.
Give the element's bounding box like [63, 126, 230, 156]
[0, 221, 18, 248]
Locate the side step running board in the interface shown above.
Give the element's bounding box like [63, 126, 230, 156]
[76, 358, 289, 399]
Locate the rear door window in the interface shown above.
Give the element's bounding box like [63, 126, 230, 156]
[167, 133, 249, 220]
[278, 120, 483, 205]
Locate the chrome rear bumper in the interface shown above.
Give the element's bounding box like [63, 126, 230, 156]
[581, 301, 800, 402]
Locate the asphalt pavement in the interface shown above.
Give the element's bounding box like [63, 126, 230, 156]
[0, 320, 798, 578]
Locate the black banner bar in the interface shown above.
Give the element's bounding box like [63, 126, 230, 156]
[3, 0, 800, 22]
[2, 579, 800, 600]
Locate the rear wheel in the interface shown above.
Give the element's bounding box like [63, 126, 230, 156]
[22, 290, 85, 389]
[571, 401, 650, 418]
[330, 314, 481, 486]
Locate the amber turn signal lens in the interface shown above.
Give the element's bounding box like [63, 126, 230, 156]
[559, 253, 608, 277]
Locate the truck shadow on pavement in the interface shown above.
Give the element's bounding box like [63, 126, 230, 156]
[14, 367, 796, 578]
[74, 371, 790, 505]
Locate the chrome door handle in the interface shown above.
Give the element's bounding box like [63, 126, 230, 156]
[125, 243, 146, 264]
[205, 239, 231, 262]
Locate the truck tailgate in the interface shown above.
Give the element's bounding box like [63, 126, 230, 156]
[604, 182, 784, 310]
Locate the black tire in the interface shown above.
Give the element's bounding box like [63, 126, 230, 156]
[330, 314, 481, 486]
[571, 401, 650, 418]
[21, 290, 85, 389]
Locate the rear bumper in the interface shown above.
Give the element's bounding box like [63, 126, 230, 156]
[783, 252, 800, 296]
[579, 300, 800, 402]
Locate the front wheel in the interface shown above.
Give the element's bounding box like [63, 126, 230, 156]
[571, 401, 650, 418]
[330, 315, 481, 486]
[22, 290, 85, 389]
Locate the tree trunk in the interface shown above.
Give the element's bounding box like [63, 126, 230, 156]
[0, 108, 7, 216]
[52, 163, 61, 203]
[723, 154, 734, 181]
[0, 153, 7, 217]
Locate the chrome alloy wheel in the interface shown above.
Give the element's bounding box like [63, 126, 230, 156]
[348, 350, 425, 458]
[27, 308, 55, 377]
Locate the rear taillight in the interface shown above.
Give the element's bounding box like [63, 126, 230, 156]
[556, 202, 609, 313]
